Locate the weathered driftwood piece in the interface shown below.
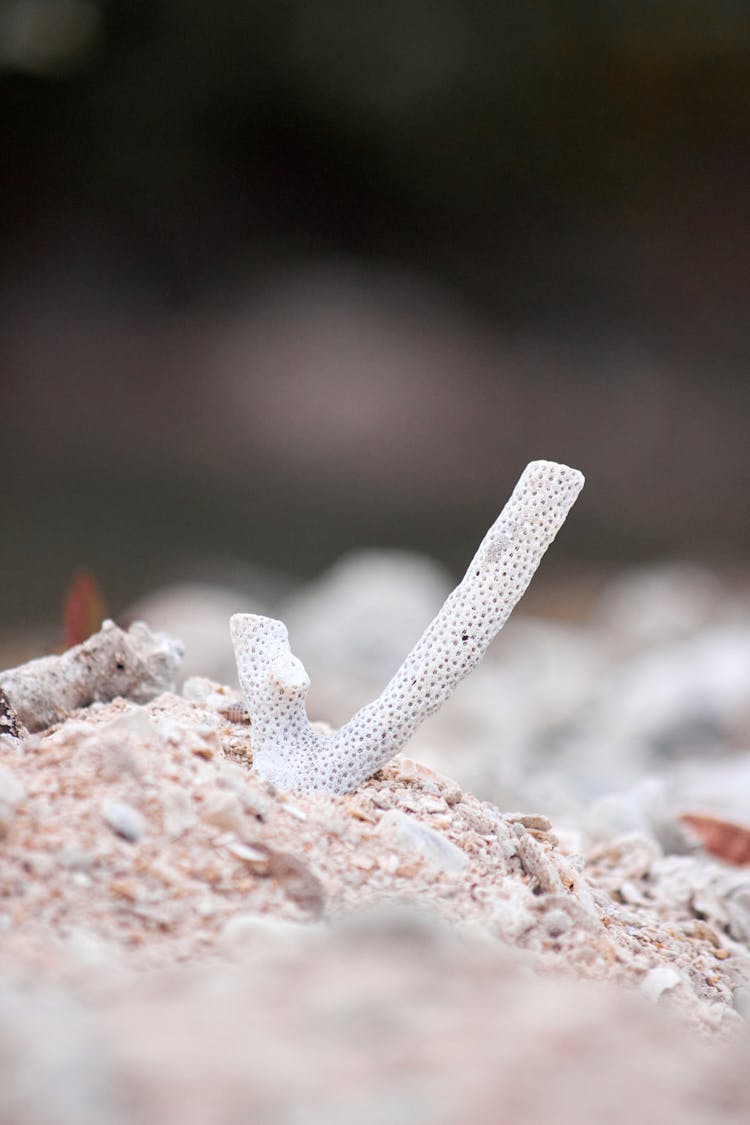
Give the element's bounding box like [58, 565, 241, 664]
[232, 460, 584, 794]
[0, 620, 184, 732]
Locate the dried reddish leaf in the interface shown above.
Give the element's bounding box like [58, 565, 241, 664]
[62, 570, 106, 649]
[680, 813, 750, 866]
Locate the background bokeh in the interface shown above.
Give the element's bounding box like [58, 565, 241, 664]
[2, 0, 750, 641]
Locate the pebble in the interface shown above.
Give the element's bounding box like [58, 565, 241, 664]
[239, 790, 270, 821]
[226, 842, 270, 873]
[350, 854, 375, 871]
[283, 803, 308, 822]
[377, 809, 469, 874]
[419, 797, 449, 814]
[201, 790, 244, 833]
[726, 887, 750, 944]
[100, 799, 146, 843]
[505, 812, 553, 832]
[640, 965, 683, 1003]
[378, 852, 400, 874]
[544, 909, 573, 938]
[57, 846, 94, 871]
[620, 879, 648, 906]
[348, 801, 377, 823]
[161, 786, 198, 837]
[154, 717, 220, 758]
[492, 899, 535, 942]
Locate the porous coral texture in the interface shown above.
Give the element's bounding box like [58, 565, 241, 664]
[232, 460, 584, 793]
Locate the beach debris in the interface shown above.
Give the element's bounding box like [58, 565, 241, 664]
[680, 813, 750, 866]
[101, 798, 146, 843]
[0, 620, 184, 732]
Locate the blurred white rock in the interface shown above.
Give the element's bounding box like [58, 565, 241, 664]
[594, 563, 735, 651]
[562, 619, 750, 803]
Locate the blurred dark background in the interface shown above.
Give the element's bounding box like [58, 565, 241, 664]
[2, 0, 750, 638]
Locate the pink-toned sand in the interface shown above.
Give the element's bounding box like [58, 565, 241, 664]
[1, 681, 750, 1123]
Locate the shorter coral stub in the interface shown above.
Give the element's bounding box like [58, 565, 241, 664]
[231, 460, 584, 794]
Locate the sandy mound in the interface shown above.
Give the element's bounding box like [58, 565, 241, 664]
[1, 663, 750, 1122]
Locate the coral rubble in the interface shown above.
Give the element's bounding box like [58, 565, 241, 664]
[231, 460, 583, 792]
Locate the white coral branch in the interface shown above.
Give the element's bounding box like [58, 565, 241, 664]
[231, 460, 584, 794]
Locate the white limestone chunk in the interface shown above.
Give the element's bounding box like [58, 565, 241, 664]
[231, 460, 584, 794]
[100, 799, 146, 843]
[377, 809, 469, 873]
[0, 621, 184, 733]
[640, 965, 683, 1003]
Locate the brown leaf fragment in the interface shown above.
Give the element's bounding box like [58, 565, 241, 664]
[680, 813, 750, 866]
